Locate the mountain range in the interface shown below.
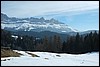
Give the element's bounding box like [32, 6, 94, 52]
[1, 13, 99, 37]
[1, 13, 99, 45]
[1, 13, 78, 33]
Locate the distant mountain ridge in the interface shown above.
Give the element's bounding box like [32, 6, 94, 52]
[1, 13, 78, 33]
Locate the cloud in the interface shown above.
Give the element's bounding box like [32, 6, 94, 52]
[1, 1, 99, 18]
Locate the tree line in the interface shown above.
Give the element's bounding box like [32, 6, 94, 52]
[62, 32, 99, 54]
[1, 29, 99, 54]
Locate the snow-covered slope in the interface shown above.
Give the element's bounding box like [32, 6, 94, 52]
[1, 50, 99, 66]
[1, 13, 78, 33]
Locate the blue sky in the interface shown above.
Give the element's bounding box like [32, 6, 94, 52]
[1, 1, 99, 31]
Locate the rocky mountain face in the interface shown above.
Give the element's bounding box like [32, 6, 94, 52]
[1, 13, 77, 33]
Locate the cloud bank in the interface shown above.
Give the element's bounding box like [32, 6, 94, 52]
[1, 1, 99, 18]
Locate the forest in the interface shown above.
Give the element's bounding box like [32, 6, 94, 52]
[1, 29, 99, 54]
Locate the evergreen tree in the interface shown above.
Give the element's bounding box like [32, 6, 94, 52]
[62, 41, 66, 52]
[43, 36, 49, 51]
[56, 35, 62, 52]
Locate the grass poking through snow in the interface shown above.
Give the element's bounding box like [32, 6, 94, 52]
[26, 52, 40, 57]
[1, 48, 22, 58]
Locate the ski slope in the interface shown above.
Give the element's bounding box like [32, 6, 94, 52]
[1, 50, 99, 66]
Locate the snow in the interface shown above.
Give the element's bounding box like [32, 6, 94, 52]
[62, 31, 67, 32]
[11, 35, 18, 39]
[28, 27, 36, 31]
[1, 23, 21, 29]
[67, 26, 78, 32]
[16, 20, 29, 23]
[22, 20, 29, 22]
[21, 37, 23, 39]
[1, 22, 76, 32]
[11, 35, 23, 39]
[1, 50, 99, 66]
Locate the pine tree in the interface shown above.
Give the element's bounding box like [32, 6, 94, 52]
[56, 35, 62, 52]
[48, 36, 53, 52]
[53, 35, 58, 52]
[62, 41, 66, 52]
[43, 36, 49, 51]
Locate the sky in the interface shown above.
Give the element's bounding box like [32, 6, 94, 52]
[1, 1, 99, 31]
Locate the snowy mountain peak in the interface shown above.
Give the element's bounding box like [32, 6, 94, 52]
[1, 13, 78, 33]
